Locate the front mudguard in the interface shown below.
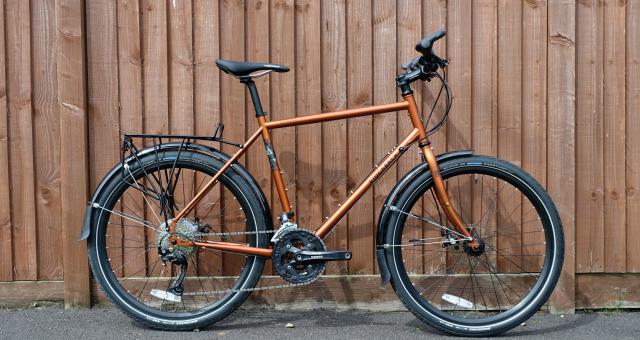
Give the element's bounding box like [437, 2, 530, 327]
[375, 150, 473, 286]
[80, 142, 273, 240]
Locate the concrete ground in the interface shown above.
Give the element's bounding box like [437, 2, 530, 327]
[0, 304, 637, 339]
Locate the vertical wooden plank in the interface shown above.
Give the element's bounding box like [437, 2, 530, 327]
[168, 0, 194, 136]
[575, 0, 604, 273]
[422, 0, 447, 274]
[117, 0, 146, 278]
[321, 0, 348, 274]
[548, 0, 576, 313]
[219, 0, 245, 275]
[397, 0, 422, 274]
[87, 0, 121, 275]
[497, 0, 522, 272]
[602, 0, 626, 273]
[142, 0, 169, 137]
[471, 0, 498, 273]
[472, 1, 497, 161]
[141, 0, 169, 275]
[522, 0, 549, 273]
[422, 0, 447, 154]
[446, 0, 471, 272]
[0, 1, 12, 282]
[446, 0, 472, 153]
[270, 0, 296, 217]
[193, 0, 222, 276]
[346, 0, 373, 274]
[245, 0, 271, 275]
[31, 0, 63, 280]
[627, 0, 640, 272]
[295, 0, 322, 236]
[87, 1, 121, 190]
[372, 0, 396, 274]
[6, 0, 37, 281]
[56, 0, 90, 307]
[245, 0, 270, 214]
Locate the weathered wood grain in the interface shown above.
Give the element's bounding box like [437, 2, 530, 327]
[548, 0, 576, 313]
[31, 0, 63, 280]
[321, 0, 348, 274]
[56, 0, 90, 307]
[0, 0, 12, 282]
[576, 0, 604, 273]
[6, 0, 37, 281]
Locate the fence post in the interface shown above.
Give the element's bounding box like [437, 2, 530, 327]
[547, 0, 576, 313]
[56, 0, 90, 308]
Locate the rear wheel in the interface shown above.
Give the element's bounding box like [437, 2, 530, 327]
[385, 156, 564, 336]
[87, 150, 269, 330]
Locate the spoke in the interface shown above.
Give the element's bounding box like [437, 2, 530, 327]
[111, 247, 155, 273]
[188, 257, 211, 304]
[125, 165, 162, 224]
[136, 259, 160, 299]
[485, 244, 544, 277]
[95, 204, 161, 233]
[476, 254, 521, 304]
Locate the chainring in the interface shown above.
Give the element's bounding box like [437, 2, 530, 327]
[272, 229, 326, 284]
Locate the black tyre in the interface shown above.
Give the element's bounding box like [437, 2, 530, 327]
[385, 155, 564, 336]
[87, 150, 269, 330]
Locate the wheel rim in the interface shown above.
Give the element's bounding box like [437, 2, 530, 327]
[95, 156, 261, 317]
[392, 165, 555, 324]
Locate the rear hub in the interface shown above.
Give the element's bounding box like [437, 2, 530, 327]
[157, 218, 200, 255]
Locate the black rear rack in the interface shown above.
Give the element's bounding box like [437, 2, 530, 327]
[119, 123, 240, 219]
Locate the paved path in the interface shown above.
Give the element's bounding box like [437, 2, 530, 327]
[0, 305, 637, 339]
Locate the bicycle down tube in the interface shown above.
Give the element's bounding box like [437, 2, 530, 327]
[170, 94, 474, 256]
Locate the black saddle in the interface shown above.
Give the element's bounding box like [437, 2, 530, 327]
[216, 59, 289, 77]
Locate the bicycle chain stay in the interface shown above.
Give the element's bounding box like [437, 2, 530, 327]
[174, 228, 319, 296]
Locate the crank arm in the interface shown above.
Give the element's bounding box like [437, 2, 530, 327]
[293, 250, 352, 263]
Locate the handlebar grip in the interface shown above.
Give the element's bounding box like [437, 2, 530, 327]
[415, 30, 446, 55]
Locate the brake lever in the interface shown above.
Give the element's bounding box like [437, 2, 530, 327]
[401, 56, 422, 71]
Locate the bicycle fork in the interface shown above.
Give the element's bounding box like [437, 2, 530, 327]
[404, 94, 479, 249]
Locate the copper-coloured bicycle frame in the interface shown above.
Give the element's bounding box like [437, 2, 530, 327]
[169, 93, 473, 257]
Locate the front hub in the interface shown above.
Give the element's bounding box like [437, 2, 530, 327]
[462, 229, 485, 257]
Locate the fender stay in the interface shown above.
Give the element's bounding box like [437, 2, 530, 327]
[375, 150, 472, 286]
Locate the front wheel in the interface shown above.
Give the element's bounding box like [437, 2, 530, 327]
[385, 155, 564, 336]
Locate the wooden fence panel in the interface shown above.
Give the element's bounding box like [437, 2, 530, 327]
[295, 0, 323, 244]
[576, 0, 604, 273]
[0, 0, 639, 309]
[6, 0, 37, 281]
[346, 0, 373, 274]
[627, 0, 640, 273]
[321, 0, 348, 274]
[602, 0, 626, 273]
[548, 0, 576, 313]
[372, 0, 397, 274]
[0, 0, 12, 282]
[32, 0, 63, 280]
[57, 0, 90, 307]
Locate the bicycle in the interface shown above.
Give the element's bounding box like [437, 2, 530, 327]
[82, 30, 564, 336]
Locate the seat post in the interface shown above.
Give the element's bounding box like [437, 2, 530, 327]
[240, 78, 267, 117]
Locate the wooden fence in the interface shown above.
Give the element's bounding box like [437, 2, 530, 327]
[0, 0, 638, 312]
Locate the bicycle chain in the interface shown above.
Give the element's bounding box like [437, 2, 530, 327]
[181, 228, 319, 296]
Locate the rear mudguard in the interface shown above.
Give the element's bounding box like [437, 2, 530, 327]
[80, 142, 273, 240]
[375, 150, 473, 286]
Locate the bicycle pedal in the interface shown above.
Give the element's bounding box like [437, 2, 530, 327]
[293, 250, 352, 264]
[150, 289, 182, 303]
